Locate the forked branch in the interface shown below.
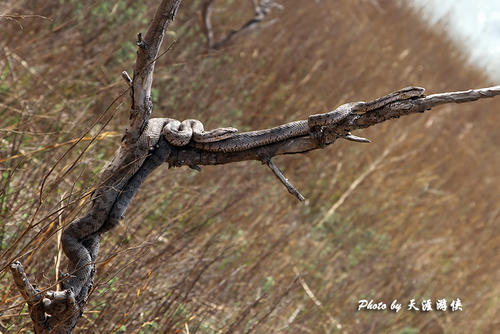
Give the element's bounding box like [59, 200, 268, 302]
[166, 85, 500, 198]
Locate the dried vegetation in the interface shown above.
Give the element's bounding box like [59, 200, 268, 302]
[1, 0, 499, 333]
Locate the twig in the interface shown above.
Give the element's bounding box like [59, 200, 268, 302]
[55, 193, 66, 291]
[0, 14, 49, 20]
[264, 157, 305, 201]
[343, 132, 371, 143]
[121, 71, 132, 86]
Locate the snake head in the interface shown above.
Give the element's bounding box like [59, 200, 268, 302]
[349, 102, 368, 115]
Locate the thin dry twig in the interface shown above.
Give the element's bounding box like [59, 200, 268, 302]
[264, 157, 305, 201]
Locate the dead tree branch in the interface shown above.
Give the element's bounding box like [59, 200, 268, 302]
[164, 85, 500, 198]
[201, 0, 282, 50]
[168, 86, 500, 164]
[201, 0, 215, 49]
[10, 1, 182, 333]
[264, 157, 305, 201]
[9, 0, 500, 332]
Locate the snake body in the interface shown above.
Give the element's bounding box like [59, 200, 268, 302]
[162, 118, 238, 146]
[190, 120, 310, 152]
[62, 87, 425, 298]
[121, 87, 427, 155]
[188, 86, 425, 152]
[308, 86, 425, 128]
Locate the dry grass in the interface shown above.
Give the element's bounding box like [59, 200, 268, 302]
[1, 0, 499, 333]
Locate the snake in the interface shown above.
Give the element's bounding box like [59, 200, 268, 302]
[61, 118, 237, 297]
[188, 86, 425, 152]
[62, 86, 424, 298]
[308, 86, 426, 127]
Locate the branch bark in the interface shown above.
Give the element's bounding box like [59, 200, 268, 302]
[125, 0, 182, 145]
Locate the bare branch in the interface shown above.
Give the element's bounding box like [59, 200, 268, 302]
[201, 0, 215, 49]
[169, 85, 500, 167]
[124, 0, 182, 145]
[10, 261, 45, 330]
[352, 85, 500, 129]
[201, 0, 282, 50]
[343, 133, 371, 143]
[10, 261, 79, 333]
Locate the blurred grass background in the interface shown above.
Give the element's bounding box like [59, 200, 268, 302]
[1, 0, 499, 333]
